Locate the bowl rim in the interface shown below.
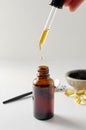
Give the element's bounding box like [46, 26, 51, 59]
[65, 69, 86, 81]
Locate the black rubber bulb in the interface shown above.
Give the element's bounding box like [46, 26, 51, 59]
[50, 0, 65, 8]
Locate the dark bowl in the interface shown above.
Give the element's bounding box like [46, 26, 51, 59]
[65, 70, 86, 90]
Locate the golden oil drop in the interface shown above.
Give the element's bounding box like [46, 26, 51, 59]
[74, 95, 81, 104]
[76, 89, 86, 96]
[64, 89, 75, 96]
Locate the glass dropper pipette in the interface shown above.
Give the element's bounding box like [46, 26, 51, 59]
[39, 0, 65, 50]
[39, 6, 57, 50]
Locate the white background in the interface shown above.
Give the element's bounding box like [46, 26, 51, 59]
[0, 0, 86, 61]
[0, 0, 86, 130]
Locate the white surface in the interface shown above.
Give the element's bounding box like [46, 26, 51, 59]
[0, 60, 86, 130]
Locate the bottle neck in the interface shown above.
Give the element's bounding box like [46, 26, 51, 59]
[37, 66, 50, 79]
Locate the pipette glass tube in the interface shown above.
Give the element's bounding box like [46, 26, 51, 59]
[39, 6, 57, 50]
[39, 0, 65, 50]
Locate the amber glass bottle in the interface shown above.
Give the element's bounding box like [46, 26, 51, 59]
[33, 65, 54, 120]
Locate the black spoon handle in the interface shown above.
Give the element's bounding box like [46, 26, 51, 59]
[3, 91, 33, 104]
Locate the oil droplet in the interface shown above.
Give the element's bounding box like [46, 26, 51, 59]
[64, 89, 86, 105]
[41, 56, 44, 61]
[81, 97, 86, 104]
[64, 89, 75, 96]
[76, 89, 86, 96]
[82, 94, 86, 100]
[74, 95, 81, 104]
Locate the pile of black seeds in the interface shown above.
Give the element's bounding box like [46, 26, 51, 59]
[69, 70, 86, 80]
[50, 0, 65, 8]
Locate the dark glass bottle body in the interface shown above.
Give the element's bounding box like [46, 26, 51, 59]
[33, 66, 54, 120]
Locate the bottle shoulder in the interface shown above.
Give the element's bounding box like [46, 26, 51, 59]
[33, 77, 54, 86]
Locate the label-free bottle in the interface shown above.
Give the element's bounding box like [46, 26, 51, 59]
[33, 66, 54, 120]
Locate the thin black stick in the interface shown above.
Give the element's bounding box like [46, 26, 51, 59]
[3, 91, 33, 104]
